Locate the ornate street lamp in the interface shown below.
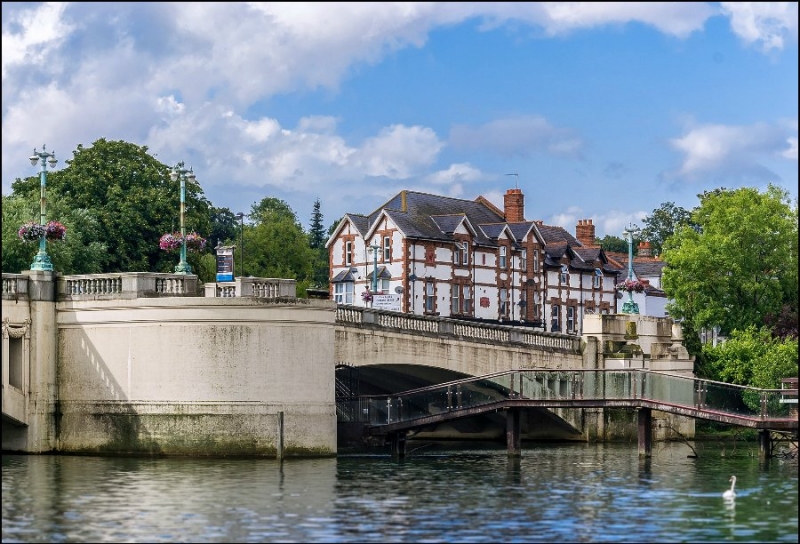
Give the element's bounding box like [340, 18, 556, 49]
[621, 223, 641, 314]
[29, 145, 58, 271]
[169, 161, 196, 274]
[235, 212, 245, 278]
[369, 243, 380, 293]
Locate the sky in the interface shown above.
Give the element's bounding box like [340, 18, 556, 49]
[2, 2, 797, 239]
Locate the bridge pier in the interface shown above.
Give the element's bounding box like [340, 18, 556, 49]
[506, 409, 521, 457]
[390, 432, 406, 460]
[758, 430, 770, 460]
[637, 408, 652, 458]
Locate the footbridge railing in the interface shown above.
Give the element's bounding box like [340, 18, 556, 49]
[337, 369, 798, 433]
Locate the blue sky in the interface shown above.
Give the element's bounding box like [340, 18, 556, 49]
[2, 3, 797, 238]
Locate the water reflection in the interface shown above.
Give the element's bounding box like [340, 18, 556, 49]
[2, 442, 798, 543]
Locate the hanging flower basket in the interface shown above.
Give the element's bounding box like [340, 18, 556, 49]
[18, 221, 66, 242]
[361, 289, 373, 303]
[183, 232, 207, 251]
[616, 279, 646, 293]
[159, 232, 207, 252]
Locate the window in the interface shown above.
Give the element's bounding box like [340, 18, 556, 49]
[551, 305, 560, 332]
[345, 241, 353, 266]
[499, 288, 508, 318]
[380, 277, 390, 292]
[521, 249, 527, 271]
[463, 285, 472, 314]
[383, 236, 391, 262]
[462, 243, 469, 265]
[451, 285, 460, 314]
[499, 247, 507, 269]
[425, 280, 436, 312]
[560, 264, 568, 284]
[567, 306, 575, 332]
[453, 244, 461, 265]
[533, 250, 540, 273]
[334, 282, 354, 305]
[593, 268, 602, 288]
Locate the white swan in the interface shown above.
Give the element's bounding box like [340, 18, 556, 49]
[723, 475, 736, 499]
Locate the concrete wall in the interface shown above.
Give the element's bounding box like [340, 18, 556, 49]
[55, 297, 336, 457]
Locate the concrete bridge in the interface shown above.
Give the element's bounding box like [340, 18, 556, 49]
[1, 270, 746, 458]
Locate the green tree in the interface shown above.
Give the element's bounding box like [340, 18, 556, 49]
[8, 139, 213, 274]
[209, 206, 239, 249]
[662, 185, 798, 336]
[308, 199, 329, 288]
[2, 193, 107, 274]
[247, 196, 314, 296]
[596, 234, 628, 254]
[641, 202, 693, 256]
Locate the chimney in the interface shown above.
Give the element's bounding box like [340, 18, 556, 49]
[575, 219, 596, 247]
[401, 190, 407, 212]
[504, 188, 525, 223]
[638, 241, 651, 257]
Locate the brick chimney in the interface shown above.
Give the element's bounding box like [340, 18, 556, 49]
[638, 241, 651, 257]
[504, 188, 525, 223]
[575, 219, 596, 247]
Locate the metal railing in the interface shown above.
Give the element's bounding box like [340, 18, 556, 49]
[337, 369, 798, 428]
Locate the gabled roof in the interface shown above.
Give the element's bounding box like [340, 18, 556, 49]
[537, 224, 581, 246]
[478, 223, 517, 243]
[325, 213, 370, 248]
[363, 190, 504, 245]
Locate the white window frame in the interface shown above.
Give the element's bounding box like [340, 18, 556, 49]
[463, 285, 472, 314]
[551, 304, 560, 332]
[499, 288, 508, 318]
[379, 277, 390, 293]
[499, 246, 507, 269]
[560, 264, 568, 284]
[593, 268, 602, 288]
[345, 241, 353, 266]
[425, 280, 436, 313]
[383, 236, 391, 262]
[521, 249, 527, 271]
[533, 250, 540, 273]
[452, 284, 460, 314]
[567, 306, 575, 332]
[334, 282, 354, 305]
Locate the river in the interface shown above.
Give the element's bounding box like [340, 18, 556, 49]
[2, 441, 797, 542]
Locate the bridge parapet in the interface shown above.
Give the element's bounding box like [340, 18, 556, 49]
[58, 272, 199, 300]
[336, 305, 581, 352]
[2, 274, 29, 301]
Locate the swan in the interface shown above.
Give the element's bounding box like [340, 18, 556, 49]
[723, 475, 736, 499]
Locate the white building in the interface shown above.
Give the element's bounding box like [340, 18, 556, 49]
[326, 188, 622, 334]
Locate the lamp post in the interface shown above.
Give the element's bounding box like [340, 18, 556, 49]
[369, 243, 380, 293]
[29, 145, 58, 271]
[235, 212, 245, 278]
[170, 161, 196, 274]
[621, 222, 641, 314]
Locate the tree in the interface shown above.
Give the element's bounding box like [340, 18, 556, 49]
[596, 234, 628, 254]
[308, 199, 330, 288]
[641, 202, 693, 256]
[250, 197, 299, 227]
[662, 185, 798, 336]
[8, 139, 213, 274]
[209, 206, 239, 249]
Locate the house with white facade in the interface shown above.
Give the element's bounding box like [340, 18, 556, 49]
[606, 241, 669, 318]
[326, 188, 622, 334]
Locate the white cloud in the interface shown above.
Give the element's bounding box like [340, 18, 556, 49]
[669, 121, 797, 178]
[1, 2, 73, 79]
[358, 125, 444, 178]
[450, 116, 584, 159]
[783, 137, 798, 160]
[721, 2, 798, 52]
[425, 163, 485, 185]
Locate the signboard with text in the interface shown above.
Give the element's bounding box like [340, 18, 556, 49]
[372, 294, 401, 312]
[215, 246, 234, 282]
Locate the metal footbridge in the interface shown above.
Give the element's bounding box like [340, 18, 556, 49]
[337, 369, 798, 458]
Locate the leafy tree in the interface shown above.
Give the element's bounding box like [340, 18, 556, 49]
[702, 326, 797, 411]
[8, 139, 212, 274]
[596, 234, 629, 254]
[247, 196, 314, 295]
[209, 206, 239, 249]
[641, 202, 693, 256]
[2, 192, 107, 274]
[662, 185, 798, 336]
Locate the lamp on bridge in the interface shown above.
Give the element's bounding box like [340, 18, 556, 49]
[28, 145, 59, 271]
[169, 162, 196, 274]
[235, 212, 246, 278]
[621, 223, 641, 314]
[368, 242, 380, 293]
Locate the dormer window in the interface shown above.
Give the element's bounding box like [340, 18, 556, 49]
[560, 264, 568, 284]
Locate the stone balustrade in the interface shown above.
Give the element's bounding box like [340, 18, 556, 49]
[58, 272, 198, 300]
[336, 306, 582, 352]
[204, 277, 297, 298]
[2, 274, 29, 300]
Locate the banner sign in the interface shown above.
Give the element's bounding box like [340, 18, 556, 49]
[372, 294, 401, 312]
[216, 246, 234, 282]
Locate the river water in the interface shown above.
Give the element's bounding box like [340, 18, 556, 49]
[2, 441, 797, 543]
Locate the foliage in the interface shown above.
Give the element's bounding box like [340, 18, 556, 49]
[308, 199, 330, 288]
[596, 234, 629, 254]
[209, 206, 239, 249]
[702, 326, 798, 412]
[662, 185, 798, 336]
[641, 202, 693, 256]
[250, 197, 300, 227]
[2, 193, 108, 274]
[8, 138, 212, 274]
[763, 303, 798, 340]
